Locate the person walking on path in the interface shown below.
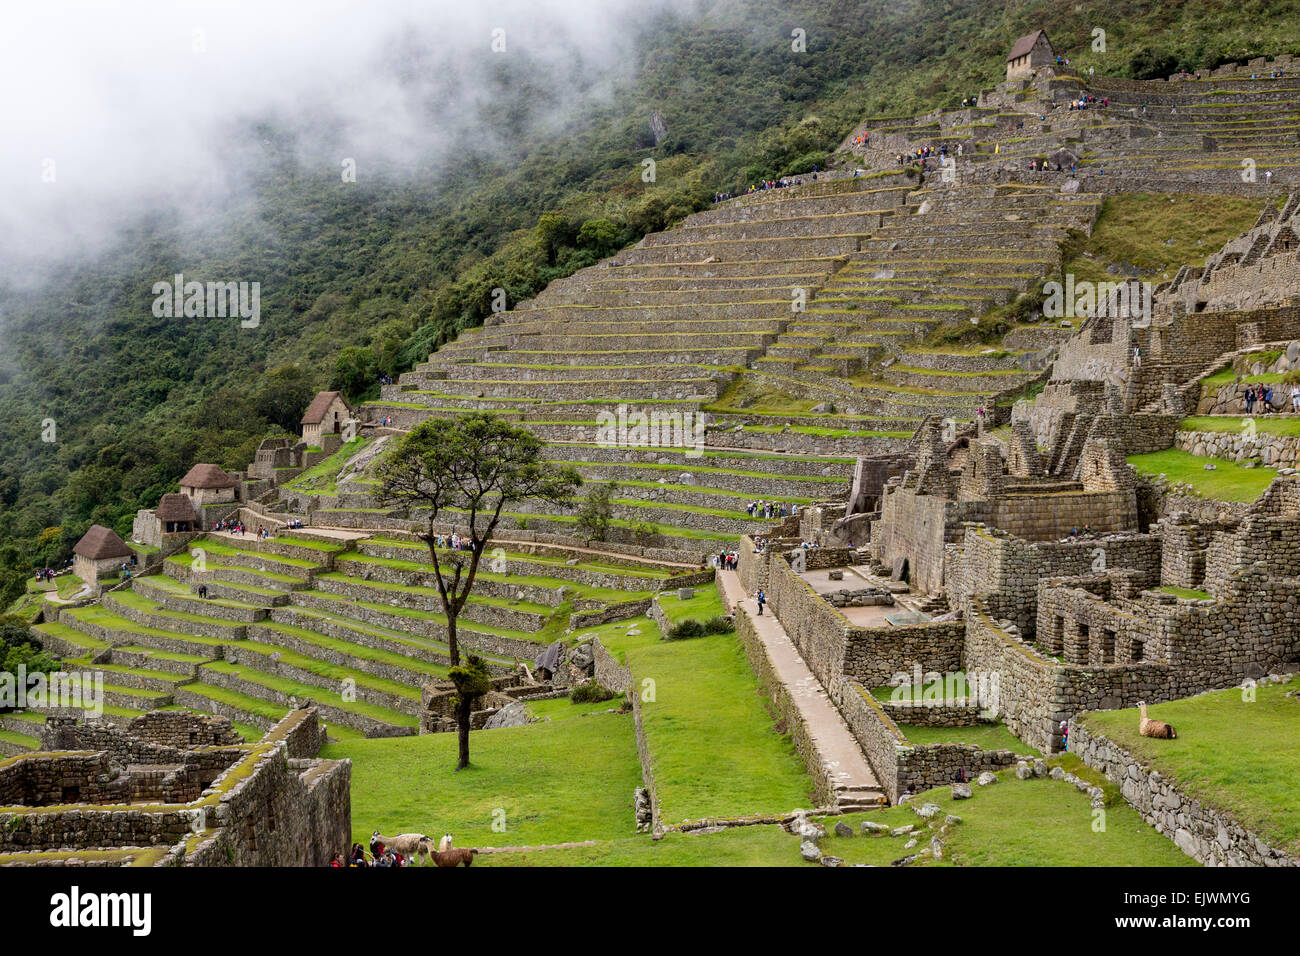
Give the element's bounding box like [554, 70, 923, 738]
[756, 588, 767, 616]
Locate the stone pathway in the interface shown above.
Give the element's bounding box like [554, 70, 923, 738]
[717, 570, 884, 808]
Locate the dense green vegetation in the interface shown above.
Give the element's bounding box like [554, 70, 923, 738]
[6, 0, 1300, 601]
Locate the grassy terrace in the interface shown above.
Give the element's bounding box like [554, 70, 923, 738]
[1180, 415, 1300, 437]
[1082, 679, 1300, 855]
[1060, 193, 1266, 286]
[364, 538, 677, 578]
[295, 587, 540, 644]
[547, 459, 846, 485]
[285, 436, 372, 493]
[335, 552, 653, 605]
[656, 579, 726, 626]
[1127, 448, 1277, 503]
[197, 661, 418, 727]
[896, 722, 1041, 756]
[312, 571, 552, 617]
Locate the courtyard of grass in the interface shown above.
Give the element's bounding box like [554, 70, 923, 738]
[895, 721, 1041, 756]
[1081, 678, 1300, 856]
[323, 696, 643, 849]
[1126, 448, 1277, 502]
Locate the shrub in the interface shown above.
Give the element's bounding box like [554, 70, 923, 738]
[571, 681, 619, 704]
[703, 615, 735, 635]
[665, 618, 705, 640]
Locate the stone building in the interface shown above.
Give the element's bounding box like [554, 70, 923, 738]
[1006, 29, 1055, 82]
[72, 524, 133, 587]
[0, 708, 350, 867]
[301, 390, 352, 446]
[179, 463, 239, 508]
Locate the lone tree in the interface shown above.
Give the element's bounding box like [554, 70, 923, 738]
[378, 412, 582, 667]
[575, 481, 617, 542]
[377, 412, 581, 769]
[447, 655, 492, 772]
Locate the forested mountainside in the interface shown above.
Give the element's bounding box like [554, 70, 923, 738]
[2, 0, 1299, 600]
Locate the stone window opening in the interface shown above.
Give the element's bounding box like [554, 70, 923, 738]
[1130, 637, 1145, 662]
[1048, 615, 1065, 656]
[1100, 629, 1117, 664]
[1076, 623, 1090, 663]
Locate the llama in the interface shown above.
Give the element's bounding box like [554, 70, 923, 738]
[1137, 701, 1176, 739]
[372, 830, 436, 864]
[439, 834, 453, 851]
[430, 847, 478, 868]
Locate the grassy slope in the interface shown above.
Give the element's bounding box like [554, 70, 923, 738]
[324, 696, 642, 849]
[1082, 679, 1300, 855]
[1059, 194, 1266, 287]
[1127, 448, 1277, 502]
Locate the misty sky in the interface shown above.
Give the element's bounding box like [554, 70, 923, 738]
[0, 0, 695, 283]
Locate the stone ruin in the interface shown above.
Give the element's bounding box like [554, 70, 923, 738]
[0, 707, 349, 867]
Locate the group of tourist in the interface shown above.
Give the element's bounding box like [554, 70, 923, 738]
[1242, 383, 1300, 414]
[286, 518, 305, 529]
[212, 519, 274, 540]
[1067, 525, 1097, 539]
[378, 373, 393, 386]
[334, 840, 408, 867]
[1027, 158, 1074, 173]
[378, 415, 395, 427]
[851, 131, 870, 147]
[712, 549, 740, 571]
[435, 532, 474, 551]
[1065, 93, 1108, 110]
[746, 500, 795, 520]
[742, 172, 814, 195]
[33, 565, 67, 583]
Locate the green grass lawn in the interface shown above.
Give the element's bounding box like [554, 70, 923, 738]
[1127, 448, 1276, 503]
[323, 696, 642, 849]
[487, 758, 1198, 866]
[808, 761, 1198, 867]
[1082, 678, 1300, 855]
[656, 579, 725, 626]
[479, 824, 798, 866]
[1180, 415, 1300, 437]
[1158, 585, 1212, 601]
[606, 624, 814, 824]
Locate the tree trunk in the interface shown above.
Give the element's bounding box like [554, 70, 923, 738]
[447, 614, 459, 667]
[455, 696, 471, 771]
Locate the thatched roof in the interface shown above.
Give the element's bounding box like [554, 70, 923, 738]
[301, 390, 349, 425]
[156, 493, 198, 523]
[74, 525, 133, 560]
[1007, 29, 1050, 62]
[179, 463, 237, 489]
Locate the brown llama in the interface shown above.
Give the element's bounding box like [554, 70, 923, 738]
[1137, 701, 1177, 739]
